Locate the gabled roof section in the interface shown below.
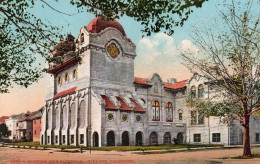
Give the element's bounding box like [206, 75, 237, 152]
[116, 97, 132, 111]
[129, 98, 146, 113]
[0, 116, 9, 124]
[54, 87, 77, 99]
[134, 77, 152, 86]
[101, 95, 118, 110]
[164, 79, 188, 90]
[48, 56, 79, 75]
[150, 73, 163, 83]
[18, 111, 39, 122]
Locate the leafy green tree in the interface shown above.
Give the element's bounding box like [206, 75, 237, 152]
[181, 1, 259, 157]
[0, 0, 207, 93]
[0, 123, 11, 140]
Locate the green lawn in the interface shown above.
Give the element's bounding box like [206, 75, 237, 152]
[7, 142, 223, 151]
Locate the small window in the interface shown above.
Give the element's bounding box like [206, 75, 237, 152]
[194, 134, 201, 142]
[55, 135, 58, 143]
[48, 136, 50, 143]
[73, 69, 78, 79]
[212, 133, 221, 142]
[71, 135, 74, 144]
[80, 134, 84, 144]
[17, 123, 18, 127]
[256, 133, 260, 142]
[179, 113, 183, 121]
[65, 73, 69, 82]
[34, 130, 37, 135]
[58, 77, 62, 85]
[63, 135, 65, 144]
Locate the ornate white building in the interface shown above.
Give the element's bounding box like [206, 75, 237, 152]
[41, 17, 260, 147]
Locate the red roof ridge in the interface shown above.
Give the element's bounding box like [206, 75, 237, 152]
[164, 79, 188, 90]
[134, 77, 151, 86]
[54, 87, 77, 99]
[129, 98, 146, 113]
[101, 95, 118, 110]
[116, 96, 132, 111]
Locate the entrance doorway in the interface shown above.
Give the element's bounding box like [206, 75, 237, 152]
[135, 131, 143, 146]
[122, 131, 129, 146]
[177, 132, 184, 144]
[107, 131, 115, 146]
[93, 132, 99, 147]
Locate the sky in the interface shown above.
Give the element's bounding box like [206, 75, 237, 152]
[0, 0, 257, 116]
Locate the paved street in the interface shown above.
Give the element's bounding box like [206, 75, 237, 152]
[1, 146, 260, 164]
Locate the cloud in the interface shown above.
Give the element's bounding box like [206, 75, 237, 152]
[137, 32, 177, 63]
[179, 40, 199, 56]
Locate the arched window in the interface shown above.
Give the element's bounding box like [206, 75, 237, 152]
[58, 77, 62, 85]
[178, 109, 183, 121]
[152, 100, 160, 121]
[166, 102, 173, 122]
[191, 86, 196, 99]
[149, 132, 158, 145]
[164, 132, 171, 144]
[73, 69, 77, 79]
[198, 84, 204, 98]
[80, 33, 84, 43]
[65, 73, 69, 82]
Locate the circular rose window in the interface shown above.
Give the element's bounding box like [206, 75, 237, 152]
[136, 115, 141, 122]
[108, 114, 114, 120]
[106, 43, 120, 59]
[122, 114, 128, 121]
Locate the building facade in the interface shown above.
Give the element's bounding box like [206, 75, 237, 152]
[41, 17, 260, 147]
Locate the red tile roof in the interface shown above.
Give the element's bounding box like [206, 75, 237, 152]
[18, 111, 39, 122]
[164, 79, 188, 90]
[101, 95, 118, 110]
[54, 87, 77, 99]
[134, 77, 151, 86]
[87, 17, 126, 36]
[48, 57, 78, 75]
[0, 116, 9, 124]
[129, 98, 146, 113]
[116, 97, 133, 111]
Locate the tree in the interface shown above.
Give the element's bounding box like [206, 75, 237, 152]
[0, 0, 208, 93]
[0, 123, 11, 141]
[181, 1, 259, 157]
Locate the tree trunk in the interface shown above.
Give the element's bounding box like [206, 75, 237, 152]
[242, 113, 252, 157]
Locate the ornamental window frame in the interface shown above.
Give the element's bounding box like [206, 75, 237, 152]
[165, 102, 173, 122]
[152, 100, 160, 121]
[105, 40, 122, 61]
[178, 109, 183, 121]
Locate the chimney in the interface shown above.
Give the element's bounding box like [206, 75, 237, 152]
[167, 78, 177, 84]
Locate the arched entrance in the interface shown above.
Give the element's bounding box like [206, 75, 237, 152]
[107, 131, 115, 146]
[122, 131, 129, 146]
[93, 132, 99, 147]
[149, 132, 158, 145]
[164, 132, 171, 144]
[135, 131, 143, 146]
[177, 132, 184, 144]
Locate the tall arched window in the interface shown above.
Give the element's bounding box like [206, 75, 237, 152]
[58, 77, 62, 85]
[80, 33, 84, 43]
[198, 84, 204, 98]
[73, 69, 77, 79]
[65, 73, 69, 82]
[191, 86, 196, 99]
[166, 102, 173, 122]
[152, 100, 160, 121]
